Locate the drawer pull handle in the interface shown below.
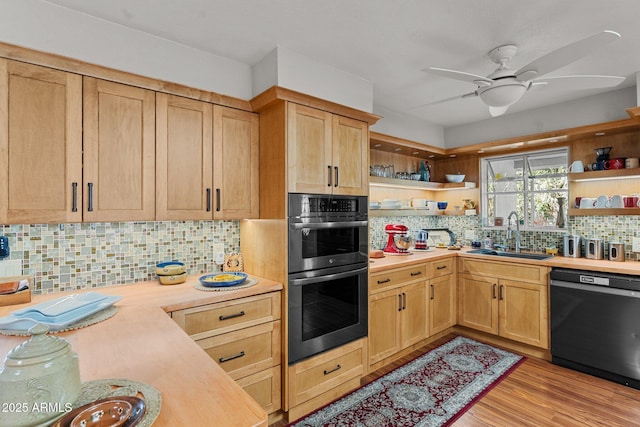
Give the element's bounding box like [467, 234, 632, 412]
[493, 284, 497, 299]
[71, 182, 78, 212]
[327, 165, 332, 187]
[398, 294, 403, 311]
[499, 284, 504, 300]
[324, 364, 341, 375]
[402, 292, 406, 310]
[437, 265, 447, 270]
[410, 271, 422, 276]
[219, 311, 245, 321]
[219, 351, 245, 363]
[377, 278, 391, 284]
[430, 284, 435, 300]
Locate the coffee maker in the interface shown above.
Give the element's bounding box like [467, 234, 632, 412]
[383, 224, 412, 255]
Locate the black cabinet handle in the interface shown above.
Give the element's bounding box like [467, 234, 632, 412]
[410, 271, 422, 276]
[430, 284, 435, 300]
[87, 183, 93, 212]
[206, 188, 211, 212]
[215, 188, 221, 212]
[327, 165, 332, 187]
[219, 311, 245, 321]
[499, 285, 504, 300]
[377, 278, 391, 284]
[402, 292, 406, 310]
[324, 364, 341, 375]
[219, 351, 245, 363]
[71, 182, 78, 212]
[398, 294, 402, 311]
[437, 265, 447, 270]
[493, 284, 497, 299]
[334, 166, 339, 187]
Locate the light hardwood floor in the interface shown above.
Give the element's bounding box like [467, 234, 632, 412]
[272, 333, 640, 426]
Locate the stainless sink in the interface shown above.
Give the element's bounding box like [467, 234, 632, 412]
[467, 248, 552, 260]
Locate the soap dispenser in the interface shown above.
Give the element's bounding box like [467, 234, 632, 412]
[484, 233, 493, 249]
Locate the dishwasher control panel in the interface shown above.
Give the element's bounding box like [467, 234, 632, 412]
[579, 274, 609, 286]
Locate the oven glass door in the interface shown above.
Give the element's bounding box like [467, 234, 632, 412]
[288, 220, 368, 273]
[288, 264, 368, 364]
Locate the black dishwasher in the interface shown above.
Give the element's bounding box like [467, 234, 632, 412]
[550, 268, 640, 389]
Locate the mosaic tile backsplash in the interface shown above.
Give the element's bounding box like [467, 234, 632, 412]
[0, 221, 239, 294]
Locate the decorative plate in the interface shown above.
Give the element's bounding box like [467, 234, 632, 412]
[199, 272, 248, 287]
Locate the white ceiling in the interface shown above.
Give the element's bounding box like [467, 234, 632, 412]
[47, 0, 640, 127]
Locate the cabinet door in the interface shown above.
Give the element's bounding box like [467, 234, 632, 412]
[83, 77, 155, 222]
[429, 274, 456, 335]
[458, 274, 499, 334]
[332, 115, 368, 196]
[499, 279, 549, 349]
[156, 93, 213, 220]
[400, 282, 428, 347]
[213, 105, 259, 219]
[287, 103, 332, 194]
[369, 288, 401, 365]
[0, 60, 82, 223]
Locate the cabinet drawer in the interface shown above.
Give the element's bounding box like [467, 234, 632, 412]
[458, 257, 548, 285]
[172, 292, 281, 340]
[370, 265, 426, 293]
[429, 258, 454, 278]
[236, 366, 281, 414]
[196, 320, 281, 380]
[289, 338, 365, 408]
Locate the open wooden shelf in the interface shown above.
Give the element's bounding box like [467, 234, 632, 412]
[369, 176, 476, 191]
[568, 167, 640, 181]
[568, 208, 640, 216]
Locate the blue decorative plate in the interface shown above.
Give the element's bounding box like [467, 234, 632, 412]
[199, 272, 248, 287]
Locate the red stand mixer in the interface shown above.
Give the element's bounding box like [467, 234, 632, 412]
[383, 224, 413, 255]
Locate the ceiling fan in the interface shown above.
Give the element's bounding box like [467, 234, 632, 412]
[421, 30, 624, 117]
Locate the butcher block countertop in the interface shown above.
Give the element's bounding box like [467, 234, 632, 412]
[0, 275, 283, 427]
[370, 247, 640, 276]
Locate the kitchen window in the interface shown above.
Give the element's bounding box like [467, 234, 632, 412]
[481, 148, 568, 230]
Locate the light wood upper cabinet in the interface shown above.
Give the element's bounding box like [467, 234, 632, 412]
[0, 60, 82, 224]
[156, 93, 213, 220]
[213, 105, 259, 219]
[287, 103, 368, 196]
[83, 77, 156, 222]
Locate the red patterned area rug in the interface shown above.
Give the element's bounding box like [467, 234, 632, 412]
[288, 336, 525, 427]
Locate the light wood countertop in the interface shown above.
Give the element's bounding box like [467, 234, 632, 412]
[370, 247, 640, 276]
[0, 274, 283, 427]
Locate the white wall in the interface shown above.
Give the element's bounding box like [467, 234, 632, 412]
[444, 87, 637, 148]
[252, 46, 374, 113]
[371, 105, 446, 148]
[0, 0, 252, 99]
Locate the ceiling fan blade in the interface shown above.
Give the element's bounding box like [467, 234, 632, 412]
[534, 75, 625, 91]
[489, 106, 509, 117]
[408, 91, 477, 111]
[425, 67, 493, 86]
[515, 30, 621, 80]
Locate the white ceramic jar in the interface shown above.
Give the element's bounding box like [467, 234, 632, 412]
[0, 324, 81, 427]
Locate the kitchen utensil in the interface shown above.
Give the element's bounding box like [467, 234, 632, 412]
[585, 238, 604, 260]
[595, 195, 610, 208]
[383, 224, 411, 255]
[437, 201, 448, 210]
[0, 324, 81, 427]
[609, 242, 625, 262]
[199, 272, 248, 287]
[623, 196, 639, 208]
[570, 160, 584, 172]
[445, 174, 465, 183]
[625, 158, 639, 169]
[411, 198, 426, 208]
[594, 147, 612, 160]
[415, 229, 429, 250]
[579, 197, 596, 209]
[590, 161, 605, 170]
[604, 158, 625, 170]
[563, 235, 581, 258]
[155, 261, 186, 276]
[51, 396, 146, 427]
[158, 271, 187, 285]
[610, 195, 624, 208]
[69, 398, 133, 427]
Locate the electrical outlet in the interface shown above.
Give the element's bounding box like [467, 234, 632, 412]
[212, 243, 225, 264]
[633, 237, 640, 253]
[464, 230, 475, 240]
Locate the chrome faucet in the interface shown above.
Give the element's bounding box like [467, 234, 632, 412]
[506, 211, 522, 253]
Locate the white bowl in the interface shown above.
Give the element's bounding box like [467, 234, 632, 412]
[445, 174, 465, 183]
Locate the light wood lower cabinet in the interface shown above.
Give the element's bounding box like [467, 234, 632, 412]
[287, 338, 366, 422]
[171, 292, 281, 414]
[429, 271, 456, 335]
[458, 258, 549, 349]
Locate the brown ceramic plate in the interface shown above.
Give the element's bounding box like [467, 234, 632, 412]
[51, 396, 146, 427]
[0, 281, 19, 295]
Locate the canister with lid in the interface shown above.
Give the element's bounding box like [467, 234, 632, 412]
[609, 242, 625, 262]
[585, 238, 604, 260]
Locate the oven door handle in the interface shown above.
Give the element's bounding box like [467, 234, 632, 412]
[289, 266, 369, 286]
[290, 220, 368, 230]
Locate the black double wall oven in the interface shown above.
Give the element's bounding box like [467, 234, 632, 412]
[288, 193, 368, 364]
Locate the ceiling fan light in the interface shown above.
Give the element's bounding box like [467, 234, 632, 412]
[478, 82, 527, 107]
